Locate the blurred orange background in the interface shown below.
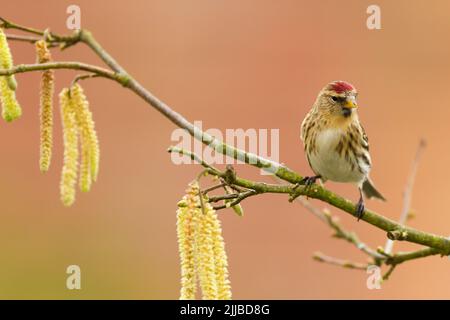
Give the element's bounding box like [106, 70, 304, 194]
[0, 0, 449, 299]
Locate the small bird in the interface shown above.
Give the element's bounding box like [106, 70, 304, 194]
[300, 80, 385, 220]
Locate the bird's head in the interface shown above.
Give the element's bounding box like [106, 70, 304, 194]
[314, 81, 358, 119]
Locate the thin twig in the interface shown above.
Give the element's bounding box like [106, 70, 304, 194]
[6, 33, 40, 42]
[213, 190, 258, 210]
[5, 33, 56, 47]
[71, 73, 101, 87]
[222, 179, 246, 193]
[384, 139, 427, 254]
[201, 182, 227, 195]
[167, 146, 220, 175]
[208, 193, 240, 203]
[1, 16, 79, 44]
[301, 198, 385, 261]
[1, 16, 49, 36]
[0, 62, 125, 84]
[313, 252, 368, 270]
[382, 265, 396, 280]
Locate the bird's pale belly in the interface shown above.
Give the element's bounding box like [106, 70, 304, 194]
[307, 129, 367, 184]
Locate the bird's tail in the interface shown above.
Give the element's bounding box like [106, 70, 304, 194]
[362, 178, 386, 201]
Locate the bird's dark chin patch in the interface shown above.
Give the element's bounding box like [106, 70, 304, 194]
[342, 108, 352, 118]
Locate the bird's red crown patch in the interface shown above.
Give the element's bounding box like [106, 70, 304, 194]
[330, 81, 354, 93]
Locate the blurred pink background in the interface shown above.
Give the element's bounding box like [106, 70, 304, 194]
[0, 0, 449, 299]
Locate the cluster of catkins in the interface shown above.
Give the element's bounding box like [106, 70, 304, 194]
[177, 181, 232, 300]
[2, 28, 232, 298]
[0, 28, 99, 206]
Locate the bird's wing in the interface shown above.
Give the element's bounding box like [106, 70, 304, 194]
[360, 124, 370, 151]
[300, 109, 313, 142]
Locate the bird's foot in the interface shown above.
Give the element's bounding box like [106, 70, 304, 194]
[291, 175, 320, 191]
[301, 175, 321, 188]
[297, 175, 321, 199]
[290, 175, 320, 201]
[356, 197, 365, 221]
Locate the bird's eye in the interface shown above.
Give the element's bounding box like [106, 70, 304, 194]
[330, 96, 338, 102]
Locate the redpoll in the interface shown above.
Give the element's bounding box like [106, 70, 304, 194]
[300, 81, 385, 220]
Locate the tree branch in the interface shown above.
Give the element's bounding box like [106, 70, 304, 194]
[169, 147, 448, 274]
[0, 62, 127, 84]
[386, 247, 442, 265]
[1, 18, 449, 279]
[2, 18, 299, 179]
[167, 147, 450, 254]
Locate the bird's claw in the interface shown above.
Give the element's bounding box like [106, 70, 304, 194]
[301, 175, 320, 188]
[356, 199, 365, 221]
[291, 176, 319, 192]
[290, 176, 320, 201]
[292, 175, 321, 200]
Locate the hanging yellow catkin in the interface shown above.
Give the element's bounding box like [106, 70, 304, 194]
[207, 205, 232, 300]
[59, 88, 79, 206]
[0, 28, 22, 122]
[0, 28, 16, 91]
[176, 181, 232, 300]
[195, 199, 219, 300]
[78, 136, 92, 192]
[71, 83, 100, 192]
[36, 40, 54, 172]
[71, 84, 91, 192]
[177, 193, 198, 300]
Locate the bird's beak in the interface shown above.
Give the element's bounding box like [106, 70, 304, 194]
[344, 96, 358, 109]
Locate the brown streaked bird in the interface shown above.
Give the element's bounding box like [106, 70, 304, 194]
[300, 80, 385, 220]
